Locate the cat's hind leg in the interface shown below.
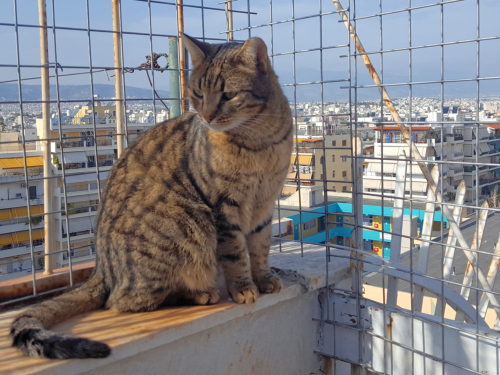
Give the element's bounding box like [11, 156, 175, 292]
[183, 286, 220, 305]
[106, 286, 171, 313]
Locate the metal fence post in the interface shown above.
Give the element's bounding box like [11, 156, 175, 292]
[38, 0, 55, 275]
[168, 38, 181, 119]
[112, 0, 125, 157]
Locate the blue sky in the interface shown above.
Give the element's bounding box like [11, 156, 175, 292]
[0, 0, 499, 101]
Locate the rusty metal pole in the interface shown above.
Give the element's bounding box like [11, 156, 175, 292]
[333, 0, 500, 310]
[38, 0, 55, 274]
[112, 0, 125, 157]
[351, 137, 364, 292]
[176, 0, 187, 114]
[226, 0, 234, 41]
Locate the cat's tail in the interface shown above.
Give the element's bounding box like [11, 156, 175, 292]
[10, 270, 110, 359]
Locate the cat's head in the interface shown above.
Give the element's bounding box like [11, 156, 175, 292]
[181, 33, 275, 132]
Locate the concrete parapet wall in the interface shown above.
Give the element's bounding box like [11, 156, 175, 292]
[0, 244, 351, 375]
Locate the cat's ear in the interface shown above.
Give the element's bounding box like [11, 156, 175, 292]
[239, 37, 270, 74]
[181, 33, 210, 67]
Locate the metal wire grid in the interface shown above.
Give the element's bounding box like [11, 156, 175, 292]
[319, 1, 500, 374]
[1, 0, 500, 373]
[229, 0, 500, 373]
[0, 0, 248, 299]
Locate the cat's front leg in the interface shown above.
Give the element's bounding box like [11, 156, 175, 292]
[217, 230, 258, 304]
[247, 220, 283, 293]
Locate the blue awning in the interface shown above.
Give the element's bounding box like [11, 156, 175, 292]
[288, 211, 324, 226]
[363, 230, 383, 241]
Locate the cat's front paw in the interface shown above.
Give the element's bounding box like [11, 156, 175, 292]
[228, 282, 259, 304]
[255, 272, 283, 294]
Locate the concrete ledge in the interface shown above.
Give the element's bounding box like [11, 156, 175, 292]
[0, 243, 350, 375]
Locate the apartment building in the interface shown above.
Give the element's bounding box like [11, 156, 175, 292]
[282, 118, 353, 206]
[363, 124, 466, 199]
[274, 200, 441, 259]
[363, 120, 500, 203]
[0, 129, 37, 152]
[322, 134, 352, 193]
[463, 124, 500, 202]
[35, 101, 157, 268]
[0, 151, 44, 275]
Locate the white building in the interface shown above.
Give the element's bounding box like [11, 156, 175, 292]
[363, 124, 465, 199]
[463, 123, 500, 202]
[36, 102, 157, 268]
[0, 151, 45, 275]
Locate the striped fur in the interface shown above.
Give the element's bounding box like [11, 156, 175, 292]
[11, 34, 292, 359]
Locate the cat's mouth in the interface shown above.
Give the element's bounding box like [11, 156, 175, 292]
[200, 117, 243, 132]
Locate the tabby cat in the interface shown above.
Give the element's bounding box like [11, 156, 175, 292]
[10, 34, 293, 359]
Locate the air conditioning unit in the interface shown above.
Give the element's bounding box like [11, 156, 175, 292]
[21, 183, 27, 188]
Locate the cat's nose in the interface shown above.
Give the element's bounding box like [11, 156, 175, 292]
[203, 116, 214, 123]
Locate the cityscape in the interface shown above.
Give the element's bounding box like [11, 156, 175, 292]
[1, 0, 500, 371]
[0, 95, 499, 277]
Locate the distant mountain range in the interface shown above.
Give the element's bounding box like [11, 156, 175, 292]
[1, 77, 498, 105]
[0, 84, 170, 102]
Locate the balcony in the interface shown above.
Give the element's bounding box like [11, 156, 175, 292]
[0, 244, 44, 259]
[2, 1, 500, 374]
[57, 158, 116, 171]
[464, 165, 493, 173]
[56, 139, 114, 149]
[377, 135, 443, 145]
[55, 182, 106, 197]
[479, 177, 497, 186]
[0, 243, 353, 374]
[0, 196, 43, 210]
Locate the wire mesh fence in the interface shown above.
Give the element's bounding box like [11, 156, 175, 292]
[1, 0, 500, 373]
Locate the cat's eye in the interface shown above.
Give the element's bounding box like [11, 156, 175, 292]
[193, 89, 204, 98]
[222, 92, 237, 101]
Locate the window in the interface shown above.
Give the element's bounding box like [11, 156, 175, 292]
[342, 156, 347, 162]
[363, 240, 373, 251]
[29, 186, 37, 200]
[320, 174, 324, 179]
[342, 186, 348, 192]
[320, 156, 324, 164]
[362, 215, 373, 226]
[342, 171, 347, 177]
[303, 219, 316, 230]
[332, 155, 335, 162]
[332, 171, 335, 178]
[332, 140, 336, 146]
[342, 140, 347, 146]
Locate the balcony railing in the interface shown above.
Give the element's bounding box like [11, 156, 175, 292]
[62, 245, 96, 261]
[56, 139, 113, 149]
[57, 158, 116, 171]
